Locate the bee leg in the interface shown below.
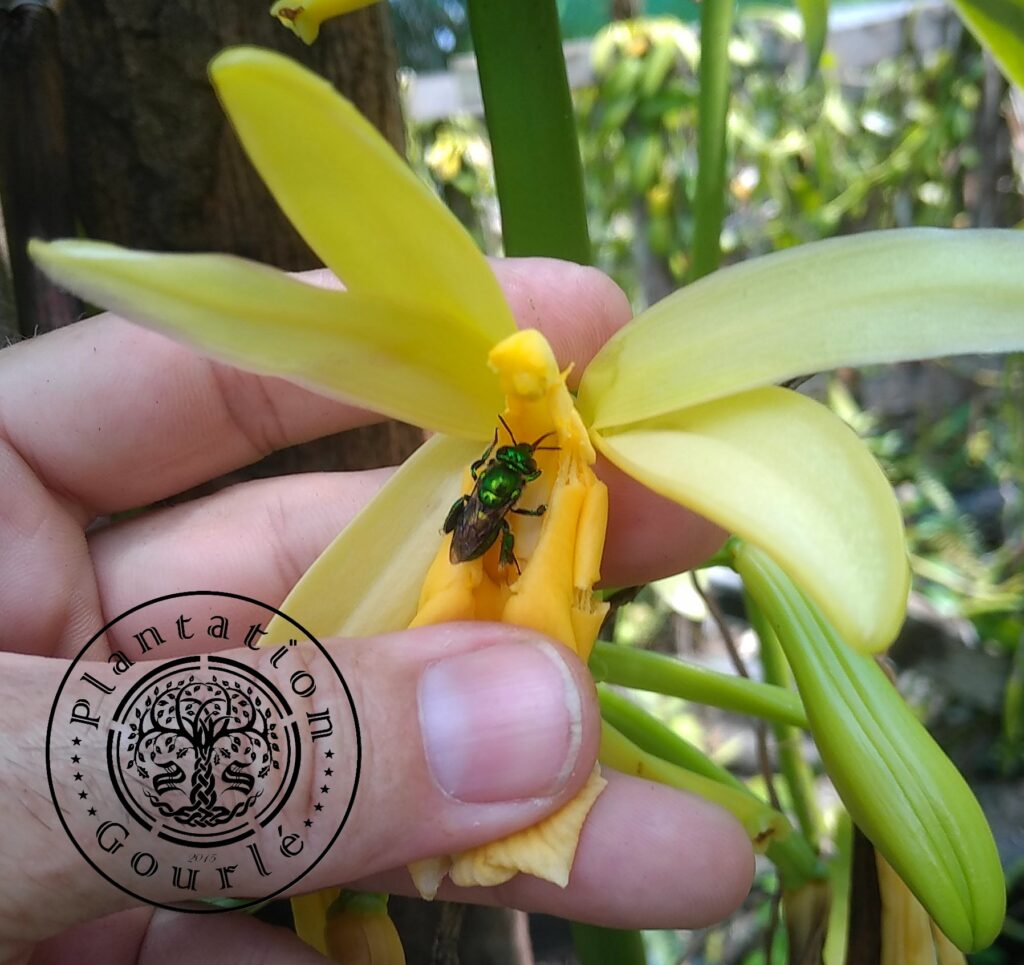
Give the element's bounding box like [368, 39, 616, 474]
[443, 495, 469, 534]
[512, 504, 547, 517]
[470, 429, 499, 480]
[499, 520, 521, 574]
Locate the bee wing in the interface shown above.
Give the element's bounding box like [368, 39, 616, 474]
[449, 492, 506, 563]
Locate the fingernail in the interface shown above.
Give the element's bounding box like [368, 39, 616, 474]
[418, 639, 583, 803]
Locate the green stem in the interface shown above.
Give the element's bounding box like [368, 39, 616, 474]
[600, 721, 791, 850]
[467, 0, 591, 263]
[692, 0, 735, 279]
[746, 592, 825, 850]
[569, 923, 647, 965]
[1003, 632, 1024, 748]
[599, 689, 823, 888]
[590, 640, 809, 729]
[327, 890, 389, 917]
[599, 685, 739, 787]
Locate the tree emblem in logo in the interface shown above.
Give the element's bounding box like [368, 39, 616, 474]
[125, 672, 279, 829]
[108, 656, 301, 847]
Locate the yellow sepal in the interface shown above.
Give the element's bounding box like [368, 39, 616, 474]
[209, 48, 516, 347]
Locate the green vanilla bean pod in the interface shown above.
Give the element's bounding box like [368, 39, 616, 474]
[735, 542, 1005, 952]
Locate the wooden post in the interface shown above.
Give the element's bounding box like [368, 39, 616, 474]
[0, 0, 81, 335]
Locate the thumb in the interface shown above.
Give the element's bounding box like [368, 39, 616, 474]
[0, 623, 598, 951]
[303, 622, 600, 887]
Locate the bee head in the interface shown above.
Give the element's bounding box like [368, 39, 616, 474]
[496, 444, 538, 477]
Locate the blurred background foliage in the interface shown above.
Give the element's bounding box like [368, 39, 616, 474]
[400, 10, 1023, 962]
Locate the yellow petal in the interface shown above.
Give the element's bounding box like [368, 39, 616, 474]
[593, 387, 909, 652]
[265, 434, 482, 644]
[449, 766, 607, 888]
[209, 47, 515, 345]
[407, 857, 451, 902]
[578, 229, 1024, 430]
[877, 855, 950, 965]
[29, 240, 500, 438]
[270, 0, 378, 45]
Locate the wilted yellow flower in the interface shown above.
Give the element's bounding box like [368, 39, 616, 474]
[270, 0, 377, 44]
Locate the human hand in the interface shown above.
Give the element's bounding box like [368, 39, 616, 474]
[0, 259, 752, 964]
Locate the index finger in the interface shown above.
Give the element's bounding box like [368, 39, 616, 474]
[0, 259, 629, 519]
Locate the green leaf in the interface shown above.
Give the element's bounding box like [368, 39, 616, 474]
[950, 0, 1024, 87]
[570, 923, 647, 965]
[796, 0, 829, 75]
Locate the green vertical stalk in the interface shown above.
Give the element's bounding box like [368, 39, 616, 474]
[467, 0, 591, 263]
[692, 0, 734, 279]
[1004, 633, 1024, 751]
[746, 593, 826, 850]
[570, 923, 647, 965]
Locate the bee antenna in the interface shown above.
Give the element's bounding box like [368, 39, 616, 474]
[498, 414, 518, 445]
[530, 430, 558, 449]
[533, 445, 560, 452]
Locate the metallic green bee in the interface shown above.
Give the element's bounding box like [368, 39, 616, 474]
[444, 416, 558, 572]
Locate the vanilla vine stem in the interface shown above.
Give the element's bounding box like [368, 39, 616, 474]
[467, 0, 591, 263]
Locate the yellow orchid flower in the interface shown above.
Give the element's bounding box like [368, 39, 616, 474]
[28, 45, 1024, 904]
[31, 46, 1024, 657]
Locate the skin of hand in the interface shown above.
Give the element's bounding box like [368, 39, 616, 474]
[0, 259, 753, 965]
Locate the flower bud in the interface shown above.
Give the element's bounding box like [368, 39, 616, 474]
[736, 542, 1004, 952]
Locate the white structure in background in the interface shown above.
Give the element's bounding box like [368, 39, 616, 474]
[402, 0, 957, 123]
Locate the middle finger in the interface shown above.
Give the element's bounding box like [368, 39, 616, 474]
[88, 459, 723, 659]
